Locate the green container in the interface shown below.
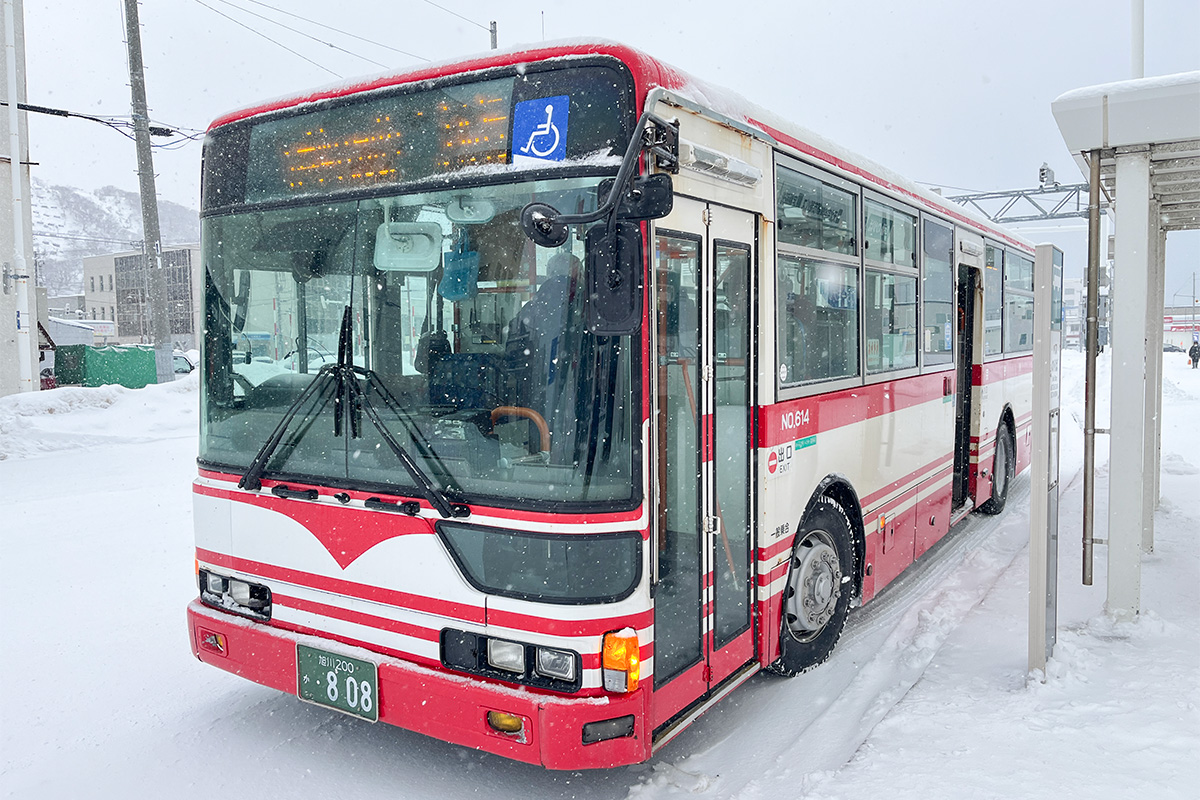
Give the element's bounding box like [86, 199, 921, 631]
[55, 344, 159, 388]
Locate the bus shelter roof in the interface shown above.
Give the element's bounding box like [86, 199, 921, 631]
[1053, 71, 1200, 232]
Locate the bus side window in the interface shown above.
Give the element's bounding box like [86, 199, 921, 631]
[778, 257, 859, 385]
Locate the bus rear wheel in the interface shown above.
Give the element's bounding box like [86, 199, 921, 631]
[766, 499, 855, 677]
[978, 423, 1014, 515]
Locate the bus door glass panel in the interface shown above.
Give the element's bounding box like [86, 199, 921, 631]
[954, 265, 978, 507]
[712, 241, 752, 648]
[654, 232, 703, 687]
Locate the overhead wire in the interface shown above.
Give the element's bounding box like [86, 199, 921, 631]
[234, 0, 428, 62]
[420, 0, 490, 32]
[190, 0, 342, 78]
[8, 100, 204, 149]
[209, 0, 391, 70]
[34, 231, 143, 247]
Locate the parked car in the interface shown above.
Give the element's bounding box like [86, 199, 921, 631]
[174, 352, 197, 374]
[1164, 343, 1185, 353]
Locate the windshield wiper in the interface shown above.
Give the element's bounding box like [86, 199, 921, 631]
[239, 307, 469, 519]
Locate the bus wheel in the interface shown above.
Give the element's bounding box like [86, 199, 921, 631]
[978, 424, 1015, 515]
[766, 499, 854, 676]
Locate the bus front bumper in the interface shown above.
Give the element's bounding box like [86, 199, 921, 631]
[186, 601, 648, 769]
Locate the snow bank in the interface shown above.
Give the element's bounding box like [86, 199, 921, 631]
[0, 372, 199, 461]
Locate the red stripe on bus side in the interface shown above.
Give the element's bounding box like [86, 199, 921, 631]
[973, 355, 1035, 385]
[859, 453, 955, 510]
[196, 547, 486, 624]
[756, 536, 794, 563]
[756, 560, 790, 587]
[759, 372, 951, 449]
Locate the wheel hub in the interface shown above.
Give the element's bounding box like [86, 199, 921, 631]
[786, 538, 842, 634]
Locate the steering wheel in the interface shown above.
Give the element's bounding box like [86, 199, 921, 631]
[491, 406, 551, 461]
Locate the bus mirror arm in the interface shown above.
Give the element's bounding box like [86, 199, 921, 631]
[519, 111, 678, 248]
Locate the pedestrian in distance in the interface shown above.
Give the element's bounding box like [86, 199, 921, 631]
[1189, 340, 1200, 369]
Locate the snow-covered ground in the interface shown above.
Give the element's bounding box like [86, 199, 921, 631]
[1, 351, 1196, 799]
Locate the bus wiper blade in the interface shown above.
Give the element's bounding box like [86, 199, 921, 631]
[346, 368, 469, 519]
[240, 306, 357, 492]
[240, 306, 466, 519]
[238, 365, 336, 492]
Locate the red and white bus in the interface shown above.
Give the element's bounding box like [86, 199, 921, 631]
[188, 40, 1034, 769]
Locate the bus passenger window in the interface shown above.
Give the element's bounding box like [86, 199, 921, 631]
[983, 244, 1004, 355]
[777, 257, 859, 385]
[776, 168, 856, 257]
[864, 270, 917, 372]
[922, 220, 954, 366]
[1003, 252, 1035, 353]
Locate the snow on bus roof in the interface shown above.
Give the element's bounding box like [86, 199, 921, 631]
[656, 70, 1033, 250]
[209, 38, 1031, 251]
[206, 38, 654, 131]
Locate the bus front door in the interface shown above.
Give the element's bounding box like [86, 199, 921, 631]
[651, 197, 756, 731]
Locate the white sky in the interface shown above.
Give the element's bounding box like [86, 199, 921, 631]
[20, 0, 1200, 288]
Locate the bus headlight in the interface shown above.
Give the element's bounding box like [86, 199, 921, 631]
[441, 629, 581, 692]
[487, 639, 526, 674]
[536, 647, 576, 682]
[198, 568, 272, 621]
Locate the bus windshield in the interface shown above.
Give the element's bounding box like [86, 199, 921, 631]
[199, 175, 638, 508]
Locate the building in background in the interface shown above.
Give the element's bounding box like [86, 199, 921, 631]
[83, 244, 201, 350]
[46, 292, 85, 318]
[1062, 277, 1083, 349]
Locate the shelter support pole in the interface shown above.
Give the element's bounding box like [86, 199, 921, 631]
[1108, 146, 1152, 619]
[1141, 207, 1164, 553]
[1082, 151, 1101, 585]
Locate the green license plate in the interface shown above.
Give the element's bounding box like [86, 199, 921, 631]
[296, 644, 379, 722]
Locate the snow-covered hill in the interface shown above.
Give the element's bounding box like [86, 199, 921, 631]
[30, 179, 199, 297]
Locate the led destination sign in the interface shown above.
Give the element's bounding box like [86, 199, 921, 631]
[203, 64, 634, 212]
[245, 79, 513, 202]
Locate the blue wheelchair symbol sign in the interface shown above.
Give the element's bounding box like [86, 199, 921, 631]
[512, 95, 569, 165]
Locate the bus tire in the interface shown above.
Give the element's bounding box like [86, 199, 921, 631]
[766, 499, 855, 677]
[978, 423, 1014, 515]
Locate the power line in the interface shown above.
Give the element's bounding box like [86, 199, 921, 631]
[33, 231, 142, 247]
[235, 0, 428, 62]
[4, 100, 198, 149]
[191, 0, 342, 78]
[421, 0, 490, 32]
[210, 0, 391, 70]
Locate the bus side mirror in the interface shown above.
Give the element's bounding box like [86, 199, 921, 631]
[600, 173, 674, 221]
[585, 221, 643, 335]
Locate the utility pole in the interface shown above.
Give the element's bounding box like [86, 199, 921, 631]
[489, 21, 497, 49]
[122, 0, 173, 384]
[3, 0, 35, 395]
